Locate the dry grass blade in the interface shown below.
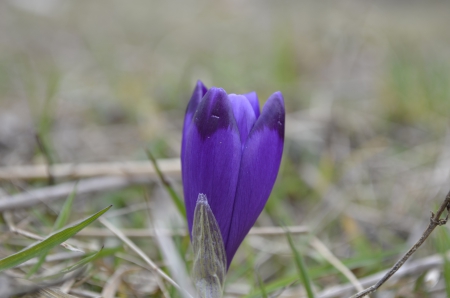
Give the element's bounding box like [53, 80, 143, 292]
[33, 288, 80, 298]
[75, 225, 309, 238]
[0, 268, 84, 298]
[68, 288, 101, 298]
[0, 159, 180, 180]
[0, 177, 150, 212]
[101, 266, 139, 298]
[310, 237, 364, 293]
[17, 252, 85, 268]
[151, 192, 196, 298]
[98, 217, 192, 298]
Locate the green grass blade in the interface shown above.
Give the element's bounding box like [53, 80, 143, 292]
[53, 184, 77, 231]
[0, 205, 111, 272]
[255, 272, 268, 298]
[146, 149, 186, 218]
[26, 185, 77, 278]
[435, 228, 450, 297]
[286, 231, 315, 298]
[244, 246, 402, 298]
[26, 253, 47, 278]
[34, 246, 122, 282]
[61, 246, 119, 273]
[61, 247, 103, 273]
[33, 248, 104, 282]
[34, 133, 56, 185]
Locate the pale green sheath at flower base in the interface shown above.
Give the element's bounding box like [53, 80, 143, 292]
[192, 194, 227, 298]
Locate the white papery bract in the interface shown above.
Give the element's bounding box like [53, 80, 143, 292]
[192, 194, 227, 298]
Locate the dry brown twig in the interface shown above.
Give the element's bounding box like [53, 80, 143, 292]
[349, 189, 450, 298]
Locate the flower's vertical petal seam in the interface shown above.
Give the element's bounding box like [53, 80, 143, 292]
[181, 80, 208, 165]
[225, 91, 285, 266]
[243, 91, 260, 119]
[228, 94, 257, 145]
[182, 87, 242, 247]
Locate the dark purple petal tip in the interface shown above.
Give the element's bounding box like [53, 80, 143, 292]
[193, 87, 237, 139]
[182, 80, 208, 166]
[186, 80, 208, 117]
[252, 91, 285, 139]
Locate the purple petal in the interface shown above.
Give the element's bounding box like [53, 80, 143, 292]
[181, 81, 208, 166]
[225, 91, 285, 265]
[243, 91, 260, 119]
[182, 87, 242, 248]
[228, 94, 257, 145]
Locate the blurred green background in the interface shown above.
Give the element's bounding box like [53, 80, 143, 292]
[1, 0, 450, 297]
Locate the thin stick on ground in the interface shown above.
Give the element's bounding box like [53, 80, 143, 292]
[0, 176, 151, 212]
[0, 159, 181, 181]
[350, 189, 450, 298]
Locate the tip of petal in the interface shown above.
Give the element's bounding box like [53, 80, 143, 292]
[186, 81, 208, 115]
[243, 91, 260, 118]
[271, 91, 284, 105]
[228, 94, 257, 145]
[195, 80, 207, 91]
[251, 91, 285, 139]
[209, 86, 227, 94]
[194, 87, 237, 139]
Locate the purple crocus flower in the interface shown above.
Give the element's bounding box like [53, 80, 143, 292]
[181, 81, 285, 268]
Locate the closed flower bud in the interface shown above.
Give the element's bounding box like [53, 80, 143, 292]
[182, 81, 285, 269]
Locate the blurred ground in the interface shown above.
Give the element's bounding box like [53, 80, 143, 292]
[1, 0, 450, 297]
